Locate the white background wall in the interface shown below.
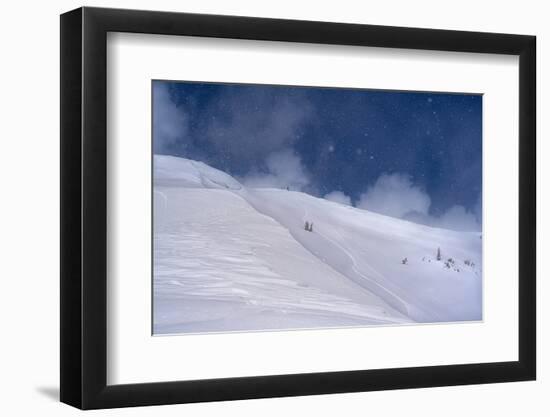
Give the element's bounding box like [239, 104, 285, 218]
[0, 0, 545, 415]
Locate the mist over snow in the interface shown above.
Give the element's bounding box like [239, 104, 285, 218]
[240, 149, 311, 191]
[355, 172, 481, 232]
[357, 173, 431, 219]
[204, 88, 314, 162]
[324, 191, 352, 206]
[406, 204, 481, 232]
[152, 81, 482, 233]
[153, 83, 189, 154]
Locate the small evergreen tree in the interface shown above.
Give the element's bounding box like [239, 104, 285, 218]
[436, 247, 441, 261]
[309, 222, 314, 232]
[304, 221, 310, 231]
[402, 257, 408, 265]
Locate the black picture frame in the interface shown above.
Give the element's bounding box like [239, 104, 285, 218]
[60, 6, 536, 410]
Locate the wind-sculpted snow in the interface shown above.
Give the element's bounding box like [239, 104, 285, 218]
[154, 155, 242, 190]
[153, 156, 482, 334]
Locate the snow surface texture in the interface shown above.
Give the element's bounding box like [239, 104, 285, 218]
[153, 155, 482, 335]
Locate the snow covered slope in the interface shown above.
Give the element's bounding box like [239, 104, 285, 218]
[153, 155, 482, 335]
[154, 155, 242, 190]
[244, 190, 482, 323]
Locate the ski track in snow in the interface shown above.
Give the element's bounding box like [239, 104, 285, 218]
[242, 188, 479, 323]
[300, 207, 412, 318]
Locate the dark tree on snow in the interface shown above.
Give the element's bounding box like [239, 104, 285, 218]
[304, 221, 310, 231]
[437, 247, 441, 261]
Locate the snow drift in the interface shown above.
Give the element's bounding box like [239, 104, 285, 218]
[153, 155, 482, 335]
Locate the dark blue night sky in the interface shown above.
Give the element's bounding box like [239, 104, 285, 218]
[153, 80, 482, 230]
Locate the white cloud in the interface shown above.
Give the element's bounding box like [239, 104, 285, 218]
[433, 205, 480, 232]
[153, 83, 188, 153]
[357, 173, 431, 218]
[241, 149, 310, 191]
[152, 83, 318, 192]
[357, 172, 481, 232]
[205, 89, 313, 161]
[473, 192, 482, 224]
[324, 191, 352, 206]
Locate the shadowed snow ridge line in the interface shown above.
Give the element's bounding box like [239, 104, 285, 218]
[241, 191, 419, 320]
[301, 207, 412, 317]
[240, 189, 475, 323]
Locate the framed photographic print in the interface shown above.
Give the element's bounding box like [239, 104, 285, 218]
[60, 7, 536, 409]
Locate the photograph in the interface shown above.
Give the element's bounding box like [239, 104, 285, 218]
[152, 80, 483, 335]
[55, 4, 538, 411]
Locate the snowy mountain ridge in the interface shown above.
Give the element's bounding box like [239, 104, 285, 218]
[154, 155, 242, 190]
[153, 155, 482, 334]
